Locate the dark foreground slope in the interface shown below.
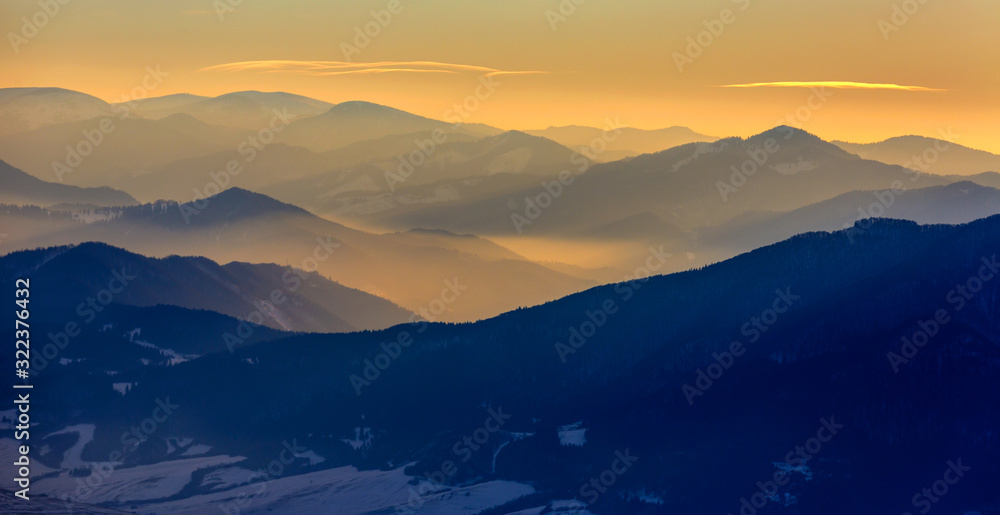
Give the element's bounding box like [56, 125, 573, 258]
[6, 217, 1000, 514]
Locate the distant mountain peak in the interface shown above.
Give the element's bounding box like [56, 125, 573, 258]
[333, 100, 387, 109]
[205, 186, 291, 205]
[748, 125, 822, 142]
[145, 92, 206, 100]
[221, 90, 314, 100]
[183, 187, 310, 219]
[328, 101, 425, 119]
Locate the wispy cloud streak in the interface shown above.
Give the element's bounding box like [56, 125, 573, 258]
[200, 60, 546, 77]
[717, 81, 944, 92]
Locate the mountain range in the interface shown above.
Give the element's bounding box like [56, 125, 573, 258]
[4, 216, 1000, 514]
[3, 86, 1000, 514]
[526, 125, 717, 162]
[0, 186, 594, 322]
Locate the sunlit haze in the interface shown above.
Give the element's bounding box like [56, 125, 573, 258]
[3, 0, 999, 150]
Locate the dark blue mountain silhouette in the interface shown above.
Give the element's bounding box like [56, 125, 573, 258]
[6, 216, 1000, 513]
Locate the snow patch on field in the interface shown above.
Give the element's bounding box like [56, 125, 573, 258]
[33, 454, 244, 504]
[112, 382, 134, 396]
[627, 489, 665, 504]
[543, 499, 596, 513]
[140, 464, 534, 514]
[492, 432, 533, 472]
[201, 466, 257, 491]
[0, 438, 56, 476]
[773, 460, 813, 481]
[299, 449, 326, 465]
[181, 444, 212, 456]
[504, 508, 547, 515]
[557, 422, 587, 447]
[773, 158, 819, 175]
[128, 328, 198, 364]
[342, 426, 373, 451]
[46, 424, 96, 468]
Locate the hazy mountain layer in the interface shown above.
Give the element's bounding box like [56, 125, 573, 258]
[0, 159, 137, 207]
[0, 88, 116, 137]
[0, 115, 251, 188]
[703, 180, 1000, 255]
[526, 124, 717, 161]
[0, 189, 594, 322]
[123, 91, 334, 130]
[835, 135, 1000, 175]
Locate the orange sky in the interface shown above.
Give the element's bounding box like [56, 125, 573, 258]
[3, 0, 999, 151]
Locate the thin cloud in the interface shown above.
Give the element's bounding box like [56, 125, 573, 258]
[717, 81, 945, 92]
[200, 60, 547, 78]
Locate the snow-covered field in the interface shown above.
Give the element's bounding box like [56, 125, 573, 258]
[505, 499, 596, 514]
[1, 416, 537, 514]
[139, 464, 534, 514]
[33, 454, 245, 504]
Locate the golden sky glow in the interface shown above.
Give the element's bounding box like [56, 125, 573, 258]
[2, 0, 999, 151]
